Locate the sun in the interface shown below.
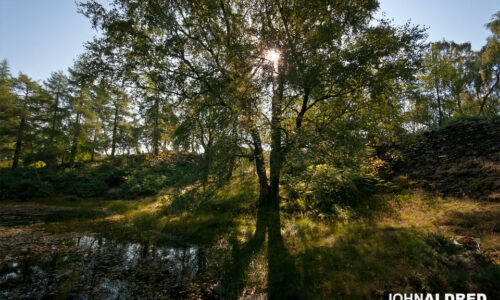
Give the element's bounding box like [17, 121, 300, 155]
[265, 49, 280, 64]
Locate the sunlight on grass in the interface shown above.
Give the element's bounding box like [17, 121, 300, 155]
[28, 177, 499, 298]
[380, 191, 500, 251]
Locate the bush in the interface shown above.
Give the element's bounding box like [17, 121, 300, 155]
[0, 154, 199, 201]
[434, 113, 500, 130]
[283, 164, 383, 214]
[121, 163, 199, 198]
[0, 168, 54, 201]
[124, 169, 168, 196]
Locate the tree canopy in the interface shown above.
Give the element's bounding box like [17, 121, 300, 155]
[0, 2, 498, 201]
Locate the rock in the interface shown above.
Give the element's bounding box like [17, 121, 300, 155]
[376, 120, 500, 200]
[452, 235, 481, 251]
[105, 187, 122, 200]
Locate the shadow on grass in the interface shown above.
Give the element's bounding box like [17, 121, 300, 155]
[220, 201, 302, 299]
[217, 205, 500, 299]
[145, 176, 260, 246]
[440, 209, 500, 234]
[293, 225, 500, 299]
[26, 179, 500, 299]
[43, 208, 108, 223]
[38, 178, 256, 246]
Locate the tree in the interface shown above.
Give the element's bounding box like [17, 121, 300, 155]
[174, 97, 239, 185]
[0, 60, 17, 164]
[477, 11, 500, 114]
[11, 73, 42, 168]
[87, 84, 109, 161]
[409, 11, 500, 127]
[67, 57, 95, 166]
[79, 0, 425, 205]
[420, 41, 474, 125]
[79, 1, 178, 156]
[42, 71, 71, 165]
[107, 86, 131, 158]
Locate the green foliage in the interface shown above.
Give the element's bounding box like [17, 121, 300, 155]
[124, 170, 166, 196]
[1, 4, 499, 299]
[0, 168, 54, 201]
[0, 60, 18, 164]
[122, 157, 199, 198]
[283, 165, 386, 215]
[438, 113, 500, 128]
[408, 12, 500, 129]
[0, 154, 199, 200]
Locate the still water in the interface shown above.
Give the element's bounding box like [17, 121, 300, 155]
[1, 234, 228, 299]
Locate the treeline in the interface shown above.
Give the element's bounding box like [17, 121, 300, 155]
[0, 61, 141, 168]
[0, 2, 498, 202]
[410, 24, 500, 127]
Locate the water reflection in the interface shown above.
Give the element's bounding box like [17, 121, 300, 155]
[75, 235, 205, 279]
[0, 234, 224, 299]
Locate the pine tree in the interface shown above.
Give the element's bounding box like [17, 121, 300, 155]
[42, 71, 70, 165]
[0, 60, 17, 165]
[11, 73, 41, 168]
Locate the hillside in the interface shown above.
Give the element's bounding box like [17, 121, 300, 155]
[379, 120, 500, 201]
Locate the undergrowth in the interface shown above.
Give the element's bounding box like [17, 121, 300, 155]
[19, 173, 498, 299]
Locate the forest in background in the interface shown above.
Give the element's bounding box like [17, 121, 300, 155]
[0, 1, 499, 299]
[0, 2, 498, 172]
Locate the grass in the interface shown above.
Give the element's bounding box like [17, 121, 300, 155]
[34, 176, 258, 246]
[3, 175, 498, 298]
[380, 190, 500, 253]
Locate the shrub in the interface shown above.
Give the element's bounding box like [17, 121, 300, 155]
[124, 170, 168, 196]
[0, 153, 201, 201]
[121, 162, 199, 198]
[434, 113, 499, 130]
[0, 168, 53, 201]
[1, 159, 134, 200]
[283, 165, 382, 214]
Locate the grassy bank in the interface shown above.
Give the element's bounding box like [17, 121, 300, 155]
[1, 173, 495, 299]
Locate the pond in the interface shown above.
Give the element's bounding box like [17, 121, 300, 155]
[1, 233, 229, 299]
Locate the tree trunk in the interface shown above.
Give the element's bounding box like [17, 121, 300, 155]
[295, 88, 309, 129]
[69, 112, 81, 166]
[224, 128, 238, 182]
[111, 100, 119, 158]
[435, 85, 443, 126]
[50, 91, 59, 144]
[201, 149, 211, 187]
[250, 127, 269, 203]
[90, 127, 97, 162]
[268, 69, 285, 204]
[12, 89, 29, 169]
[12, 116, 26, 169]
[479, 71, 500, 115]
[152, 95, 160, 156]
[250, 68, 286, 205]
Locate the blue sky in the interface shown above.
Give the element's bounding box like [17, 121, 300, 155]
[1, 0, 499, 82]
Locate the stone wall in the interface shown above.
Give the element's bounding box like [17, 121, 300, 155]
[381, 120, 500, 201]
